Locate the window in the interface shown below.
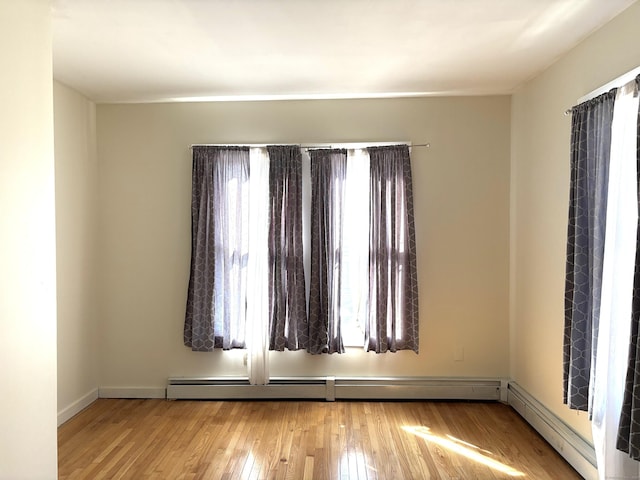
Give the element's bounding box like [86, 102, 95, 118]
[184, 143, 419, 379]
[563, 74, 640, 474]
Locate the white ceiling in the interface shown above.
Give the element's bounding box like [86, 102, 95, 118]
[51, 0, 637, 103]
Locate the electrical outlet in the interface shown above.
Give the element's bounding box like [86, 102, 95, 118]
[453, 346, 464, 362]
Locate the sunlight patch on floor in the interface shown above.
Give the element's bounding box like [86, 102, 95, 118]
[402, 425, 526, 477]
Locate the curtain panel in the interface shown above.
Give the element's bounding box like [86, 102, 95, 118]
[618, 76, 640, 460]
[563, 91, 615, 411]
[246, 148, 270, 384]
[184, 146, 251, 351]
[563, 76, 640, 471]
[366, 145, 419, 353]
[589, 81, 640, 477]
[307, 149, 348, 354]
[266, 145, 308, 351]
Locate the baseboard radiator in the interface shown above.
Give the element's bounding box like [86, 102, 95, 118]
[166, 376, 502, 401]
[507, 382, 597, 480]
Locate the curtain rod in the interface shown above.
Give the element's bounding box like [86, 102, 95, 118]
[189, 142, 430, 149]
[564, 65, 640, 116]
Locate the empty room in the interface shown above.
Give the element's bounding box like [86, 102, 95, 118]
[3, 1, 640, 479]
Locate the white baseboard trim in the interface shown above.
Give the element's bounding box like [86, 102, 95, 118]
[57, 388, 99, 426]
[99, 387, 166, 399]
[507, 382, 597, 480]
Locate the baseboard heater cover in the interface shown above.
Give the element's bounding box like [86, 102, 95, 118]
[166, 376, 502, 401]
[507, 382, 597, 480]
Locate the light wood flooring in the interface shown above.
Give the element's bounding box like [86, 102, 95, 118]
[58, 399, 582, 479]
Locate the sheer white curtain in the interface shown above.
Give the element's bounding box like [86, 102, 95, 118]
[247, 148, 270, 385]
[591, 80, 640, 479]
[340, 148, 370, 345]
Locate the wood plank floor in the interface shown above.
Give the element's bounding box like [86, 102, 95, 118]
[58, 399, 582, 479]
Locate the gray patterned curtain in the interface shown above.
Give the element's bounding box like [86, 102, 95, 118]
[563, 92, 616, 410]
[618, 76, 640, 460]
[266, 146, 308, 351]
[366, 145, 419, 353]
[184, 146, 250, 351]
[307, 149, 347, 354]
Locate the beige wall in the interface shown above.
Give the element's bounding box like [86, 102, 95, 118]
[0, 1, 58, 478]
[511, 2, 640, 442]
[96, 96, 511, 388]
[54, 81, 99, 420]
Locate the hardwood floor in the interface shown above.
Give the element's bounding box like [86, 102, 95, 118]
[58, 399, 582, 479]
